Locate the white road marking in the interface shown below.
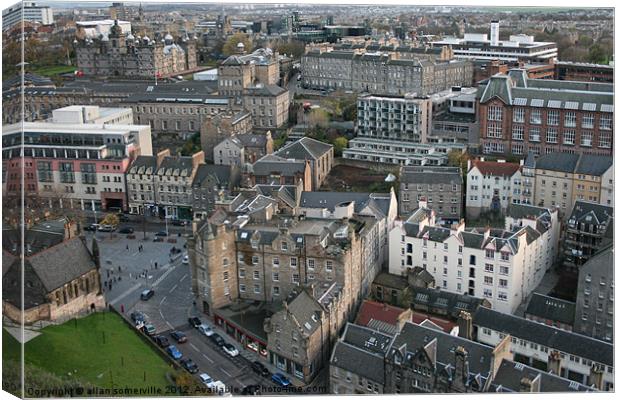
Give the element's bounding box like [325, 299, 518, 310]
[179, 274, 188, 282]
[109, 283, 141, 305]
[202, 353, 213, 363]
[166, 321, 174, 329]
[152, 263, 176, 287]
[159, 296, 167, 306]
[169, 284, 178, 294]
[220, 368, 232, 377]
[190, 343, 200, 352]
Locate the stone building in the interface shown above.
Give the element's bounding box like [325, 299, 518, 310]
[154, 152, 205, 220]
[275, 137, 334, 190]
[191, 164, 239, 219]
[242, 84, 289, 130]
[75, 20, 197, 78]
[218, 47, 281, 99]
[477, 70, 613, 158]
[2, 218, 105, 324]
[398, 166, 463, 223]
[200, 110, 253, 162]
[213, 132, 273, 166]
[126, 149, 169, 216]
[301, 49, 473, 96]
[245, 154, 313, 191]
[573, 245, 613, 343]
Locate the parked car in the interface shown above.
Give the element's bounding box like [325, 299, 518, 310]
[198, 324, 214, 337]
[143, 324, 156, 336]
[172, 219, 188, 226]
[166, 345, 182, 360]
[188, 317, 202, 328]
[140, 289, 154, 301]
[251, 361, 270, 377]
[118, 226, 134, 234]
[199, 373, 213, 386]
[210, 333, 225, 347]
[271, 372, 291, 387]
[170, 331, 187, 343]
[241, 385, 261, 395]
[155, 231, 168, 237]
[180, 358, 199, 374]
[182, 255, 189, 264]
[222, 343, 239, 357]
[154, 335, 170, 348]
[130, 311, 145, 324]
[119, 214, 130, 222]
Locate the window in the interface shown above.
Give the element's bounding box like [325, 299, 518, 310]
[599, 132, 611, 148]
[499, 279, 508, 288]
[512, 125, 524, 141]
[581, 131, 593, 147]
[564, 111, 576, 127]
[563, 130, 575, 145]
[326, 260, 333, 272]
[547, 109, 559, 126]
[272, 257, 280, 267]
[498, 292, 508, 301]
[292, 273, 300, 284]
[485, 249, 495, 259]
[600, 114, 612, 130]
[484, 276, 493, 285]
[483, 288, 493, 298]
[487, 123, 502, 138]
[239, 269, 246, 278]
[281, 241, 288, 251]
[529, 127, 541, 142]
[484, 264, 494, 273]
[469, 255, 476, 265]
[252, 256, 259, 265]
[582, 113, 594, 128]
[223, 271, 229, 281]
[253, 271, 260, 280]
[500, 252, 509, 261]
[254, 284, 260, 294]
[546, 127, 558, 143]
[513, 107, 525, 123]
[239, 284, 246, 292]
[500, 266, 509, 275]
[290, 257, 298, 268]
[530, 109, 541, 124]
[488, 105, 503, 121]
[272, 272, 279, 282]
[307, 259, 315, 270]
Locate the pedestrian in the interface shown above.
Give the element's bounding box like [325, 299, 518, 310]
[118, 266, 121, 273]
[126, 244, 129, 251]
[154, 262, 158, 269]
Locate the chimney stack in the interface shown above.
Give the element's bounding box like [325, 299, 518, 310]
[519, 375, 541, 393]
[547, 350, 562, 375]
[457, 311, 473, 340]
[588, 364, 604, 390]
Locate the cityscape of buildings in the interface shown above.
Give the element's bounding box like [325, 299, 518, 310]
[1, 1, 615, 398]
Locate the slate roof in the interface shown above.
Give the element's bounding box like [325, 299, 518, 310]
[390, 322, 495, 380]
[236, 133, 268, 148]
[2, 218, 68, 255]
[275, 137, 333, 161]
[473, 307, 613, 366]
[535, 152, 580, 173]
[330, 323, 393, 384]
[157, 156, 194, 177]
[525, 293, 576, 326]
[299, 191, 392, 217]
[412, 287, 488, 318]
[192, 164, 232, 187]
[400, 166, 462, 185]
[470, 160, 521, 177]
[251, 154, 307, 177]
[372, 272, 409, 290]
[506, 203, 550, 220]
[254, 184, 299, 208]
[285, 289, 324, 336]
[568, 201, 613, 226]
[490, 359, 595, 392]
[355, 300, 407, 327]
[3, 237, 97, 309]
[574, 154, 613, 176]
[129, 155, 157, 174]
[3, 73, 53, 91]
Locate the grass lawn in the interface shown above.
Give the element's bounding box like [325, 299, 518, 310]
[3, 312, 175, 391]
[30, 65, 76, 77]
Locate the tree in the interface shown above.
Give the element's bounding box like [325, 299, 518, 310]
[332, 136, 348, 157]
[99, 213, 120, 227]
[222, 33, 253, 56]
[307, 109, 330, 129]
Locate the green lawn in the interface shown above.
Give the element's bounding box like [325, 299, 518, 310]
[30, 65, 76, 77]
[3, 312, 175, 392]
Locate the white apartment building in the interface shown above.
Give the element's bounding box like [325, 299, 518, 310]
[600, 166, 613, 207]
[388, 201, 560, 314]
[3, 2, 54, 31]
[466, 159, 523, 219]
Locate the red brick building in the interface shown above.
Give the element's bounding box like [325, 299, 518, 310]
[555, 61, 614, 83]
[477, 69, 613, 158]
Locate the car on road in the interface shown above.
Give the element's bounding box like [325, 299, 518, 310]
[155, 231, 168, 237]
[271, 372, 291, 387]
[84, 224, 99, 232]
[130, 311, 145, 324]
[118, 226, 134, 234]
[251, 361, 270, 377]
[198, 324, 214, 337]
[154, 335, 170, 348]
[118, 214, 130, 222]
[140, 289, 154, 301]
[210, 333, 225, 347]
[180, 358, 199, 374]
[188, 317, 202, 328]
[143, 324, 156, 336]
[170, 331, 187, 343]
[182, 255, 189, 264]
[222, 343, 239, 357]
[166, 345, 182, 360]
[172, 219, 188, 226]
[97, 224, 116, 232]
[207, 381, 230, 396]
[199, 373, 213, 386]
